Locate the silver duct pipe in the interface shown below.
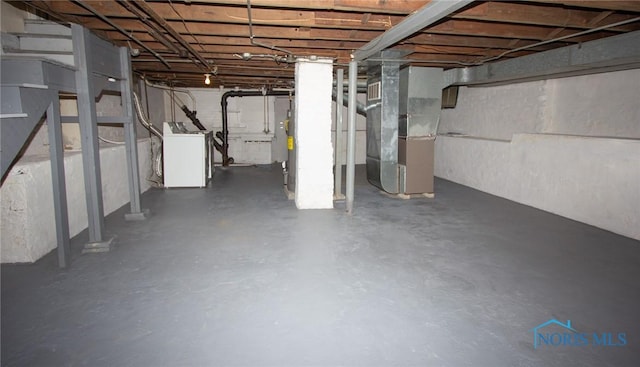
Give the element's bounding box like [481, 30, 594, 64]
[333, 79, 368, 90]
[140, 76, 197, 110]
[331, 90, 367, 116]
[132, 91, 162, 139]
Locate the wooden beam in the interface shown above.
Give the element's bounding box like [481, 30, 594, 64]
[528, 0, 640, 12]
[128, 38, 544, 59]
[65, 16, 384, 41]
[587, 11, 615, 26]
[454, 2, 639, 31]
[424, 19, 620, 41]
[106, 32, 367, 49]
[143, 0, 429, 14]
[44, 1, 402, 30]
[405, 33, 560, 50]
[68, 14, 625, 45]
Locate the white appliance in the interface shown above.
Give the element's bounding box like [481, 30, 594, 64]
[163, 122, 213, 188]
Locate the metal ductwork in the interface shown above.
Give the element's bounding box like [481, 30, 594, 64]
[365, 50, 405, 193]
[366, 50, 444, 196]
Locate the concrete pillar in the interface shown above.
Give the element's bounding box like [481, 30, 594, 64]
[294, 57, 334, 209]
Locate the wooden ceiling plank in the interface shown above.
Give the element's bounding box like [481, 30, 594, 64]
[527, 1, 640, 13]
[31, 0, 640, 89]
[545, 27, 566, 39]
[44, 1, 406, 31]
[423, 19, 620, 41]
[64, 16, 384, 41]
[69, 14, 625, 44]
[454, 2, 638, 31]
[129, 38, 542, 58]
[108, 32, 369, 49]
[587, 10, 615, 26]
[144, 0, 429, 15]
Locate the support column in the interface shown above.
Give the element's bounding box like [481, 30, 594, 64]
[294, 57, 334, 209]
[120, 47, 149, 221]
[46, 94, 71, 268]
[334, 68, 345, 200]
[72, 24, 114, 253]
[346, 61, 358, 214]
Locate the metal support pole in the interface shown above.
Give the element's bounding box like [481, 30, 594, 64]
[72, 24, 114, 253]
[46, 94, 71, 268]
[346, 61, 358, 214]
[334, 68, 345, 200]
[120, 47, 149, 221]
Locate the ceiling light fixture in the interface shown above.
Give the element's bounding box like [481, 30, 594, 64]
[204, 73, 211, 85]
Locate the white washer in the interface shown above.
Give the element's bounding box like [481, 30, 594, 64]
[163, 122, 213, 188]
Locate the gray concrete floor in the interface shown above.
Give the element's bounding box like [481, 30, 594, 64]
[2, 164, 640, 367]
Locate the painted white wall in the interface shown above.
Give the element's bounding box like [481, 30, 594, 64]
[163, 88, 282, 164]
[142, 83, 167, 135]
[294, 58, 334, 209]
[23, 95, 128, 155]
[1, 80, 163, 263]
[332, 93, 368, 165]
[158, 85, 366, 166]
[436, 68, 640, 240]
[1, 139, 152, 263]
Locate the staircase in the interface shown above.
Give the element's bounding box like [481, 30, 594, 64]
[1, 19, 74, 66]
[1, 19, 75, 179]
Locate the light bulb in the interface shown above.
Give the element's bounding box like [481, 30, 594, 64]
[204, 73, 211, 85]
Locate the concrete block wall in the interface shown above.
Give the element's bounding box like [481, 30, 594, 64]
[436, 68, 640, 240]
[1, 139, 152, 263]
[1, 80, 163, 263]
[21, 95, 128, 155]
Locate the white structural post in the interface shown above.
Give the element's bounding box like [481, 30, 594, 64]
[346, 60, 358, 214]
[294, 57, 334, 209]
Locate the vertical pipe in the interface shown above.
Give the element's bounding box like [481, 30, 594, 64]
[334, 68, 344, 198]
[346, 61, 358, 214]
[120, 47, 146, 219]
[221, 93, 230, 165]
[47, 95, 71, 268]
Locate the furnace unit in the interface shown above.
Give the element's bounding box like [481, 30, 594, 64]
[366, 57, 443, 197]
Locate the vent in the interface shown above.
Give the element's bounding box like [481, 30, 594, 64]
[367, 81, 381, 101]
[441, 86, 459, 109]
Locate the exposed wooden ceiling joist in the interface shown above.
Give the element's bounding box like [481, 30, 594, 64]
[14, 0, 640, 88]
